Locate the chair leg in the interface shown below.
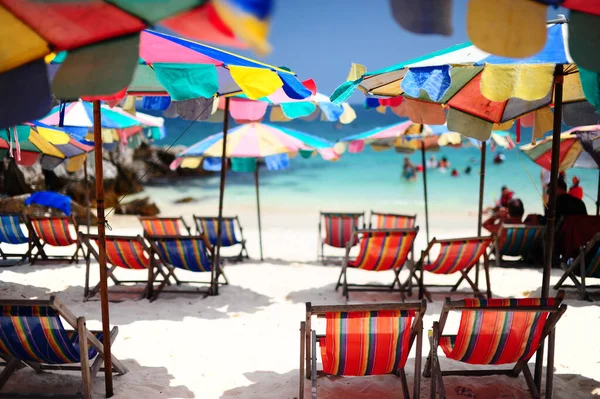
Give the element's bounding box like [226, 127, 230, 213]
[77, 317, 92, 399]
[484, 254, 492, 299]
[522, 365, 541, 399]
[311, 329, 317, 399]
[0, 357, 21, 390]
[299, 322, 305, 399]
[580, 249, 588, 300]
[335, 267, 343, 291]
[398, 368, 410, 399]
[546, 330, 556, 399]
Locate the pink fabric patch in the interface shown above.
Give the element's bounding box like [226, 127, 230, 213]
[520, 113, 534, 127]
[348, 140, 365, 153]
[140, 31, 223, 65]
[38, 102, 77, 126]
[229, 98, 268, 122]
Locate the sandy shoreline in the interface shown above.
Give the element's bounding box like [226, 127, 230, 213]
[0, 221, 598, 398]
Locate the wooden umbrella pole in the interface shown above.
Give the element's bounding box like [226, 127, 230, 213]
[596, 170, 599, 216]
[420, 142, 430, 244]
[84, 156, 90, 235]
[213, 97, 230, 295]
[535, 65, 564, 392]
[93, 100, 113, 397]
[255, 163, 264, 261]
[475, 144, 487, 288]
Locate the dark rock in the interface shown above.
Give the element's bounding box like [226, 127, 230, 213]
[3, 159, 34, 196]
[114, 197, 159, 216]
[0, 194, 98, 225]
[174, 196, 196, 204]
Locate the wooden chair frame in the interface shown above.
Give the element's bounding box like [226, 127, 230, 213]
[146, 234, 228, 300]
[138, 216, 192, 236]
[335, 228, 419, 300]
[493, 224, 545, 267]
[193, 215, 249, 261]
[0, 296, 128, 398]
[80, 233, 170, 301]
[369, 210, 417, 229]
[27, 215, 84, 265]
[317, 211, 365, 264]
[553, 232, 600, 300]
[410, 236, 492, 302]
[0, 214, 37, 264]
[300, 301, 426, 399]
[425, 292, 567, 399]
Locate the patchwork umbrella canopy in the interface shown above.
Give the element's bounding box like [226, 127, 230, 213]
[0, 0, 274, 129]
[331, 20, 589, 141]
[0, 123, 93, 171]
[173, 122, 339, 260]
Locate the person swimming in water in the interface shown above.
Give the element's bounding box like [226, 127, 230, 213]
[464, 166, 472, 175]
[493, 152, 506, 164]
[402, 156, 417, 181]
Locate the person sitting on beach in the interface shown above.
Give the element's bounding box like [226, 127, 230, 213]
[482, 198, 525, 235]
[548, 177, 587, 222]
[483, 186, 514, 215]
[568, 176, 584, 200]
[402, 156, 416, 181]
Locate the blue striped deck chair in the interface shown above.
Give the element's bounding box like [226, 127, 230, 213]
[0, 214, 33, 263]
[147, 234, 228, 300]
[193, 215, 248, 261]
[494, 224, 545, 267]
[554, 232, 600, 300]
[0, 296, 128, 398]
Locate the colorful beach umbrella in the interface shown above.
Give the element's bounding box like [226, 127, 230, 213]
[173, 122, 339, 260]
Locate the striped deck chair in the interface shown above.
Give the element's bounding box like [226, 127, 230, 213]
[193, 215, 248, 261]
[336, 228, 419, 300]
[425, 292, 567, 399]
[554, 232, 600, 300]
[147, 234, 227, 300]
[369, 211, 416, 229]
[28, 216, 83, 264]
[415, 237, 493, 302]
[494, 224, 545, 267]
[0, 214, 34, 262]
[318, 212, 365, 264]
[80, 233, 167, 300]
[0, 296, 128, 398]
[139, 216, 191, 237]
[300, 301, 426, 399]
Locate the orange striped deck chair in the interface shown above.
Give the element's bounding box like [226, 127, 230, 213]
[139, 216, 191, 237]
[495, 224, 545, 267]
[300, 301, 426, 399]
[80, 233, 167, 300]
[415, 236, 493, 302]
[193, 215, 248, 261]
[28, 216, 83, 264]
[554, 232, 600, 300]
[147, 234, 227, 300]
[0, 296, 128, 398]
[426, 292, 567, 399]
[336, 228, 419, 300]
[318, 212, 365, 264]
[369, 211, 416, 229]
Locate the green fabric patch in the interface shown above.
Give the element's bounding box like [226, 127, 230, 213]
[330, 79, 362, 105]
[299, 149, 314, 159]
[231, 158, 257, 172]
[280, 102, 317, 119]
[153, 63, 219, 101]
[569, 11, 600, 74]
[107, 0, 206, 23]
[579, 66, 600, 113]
[129, 64, 166, 93]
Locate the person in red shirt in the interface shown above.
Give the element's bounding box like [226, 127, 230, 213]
[568, 176, 584, 200]
[482, 198, 524, 235]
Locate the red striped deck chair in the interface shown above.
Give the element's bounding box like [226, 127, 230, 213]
[0, 296, 128, 398]
[336, 228, 419, 300]
[147, 234, 227, 300]
[554, 232, 600, 300]
[0, 214, 36, 263]
[494, 224, 545, 267]
[425, 292, 567, 399]
[80, 233, 167, 301]
[369, 211, 416, 229]
[193, 215, 249, 261]
[300, 301, 426, 399]
[318, 212, 365, 264]
[28, 216, 83, 264]
[139, 216, 191, 237]
[415, 236, 493, 302]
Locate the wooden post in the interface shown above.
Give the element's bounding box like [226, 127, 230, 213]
[596, 170, 599, 216]
[255, 163, 264, 261]
[84, 157, 90, 235]
[421, 142, 430, 244]
[535, 65, 563, 391]
[93, 100, 113, 397]
[477, 145, 486, 236]
[213, 97, 230, 295]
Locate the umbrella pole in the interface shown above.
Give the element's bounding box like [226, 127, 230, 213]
[255, 164, 264, 261]
[475, 144, 487, 288]
[597, 170, 599, 216]
[420, 142, 430, 244]
[93, 100, 113, 397]
[213, 97, 230, 296]
[535, 66, 564, 392]
[84, 156, 90, 235]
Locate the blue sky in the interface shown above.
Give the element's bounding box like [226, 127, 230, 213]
[237, 0, 566, 101]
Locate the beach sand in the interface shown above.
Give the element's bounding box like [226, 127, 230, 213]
[0, 215, 599, 399]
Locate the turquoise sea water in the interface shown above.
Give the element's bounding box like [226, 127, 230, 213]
[147, 108, 599, 220]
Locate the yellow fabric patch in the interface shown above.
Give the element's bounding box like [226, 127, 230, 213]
[36, 126, 70, 145]
[532, 107, 554, 144]
[213, 0, 271, 56]
[480, 63, 555, 102]
[181, 157, 202, 169]
[561, 72, 585, 103]
[467, 0, 546, 58]
[270, 107, 291, 122]
[339, 103, 357, 124]
[0, 5, 50, 73]
[490, 133, 511, 149]
[376, 106, 387, 114]
[28, 131, 64, 158]
[334, 142, 348, 154]
[438, 132, 462, 146]
[229, 65, 283, 100]
[447, 108, 492, 141]
[66, 154, 87, 172]
[493, 120, 514, 130]
[101, 129, 116, 144]
[347, 63, 367, 81]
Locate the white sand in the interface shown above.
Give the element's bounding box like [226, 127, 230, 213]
[0, 218, 599, 399]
